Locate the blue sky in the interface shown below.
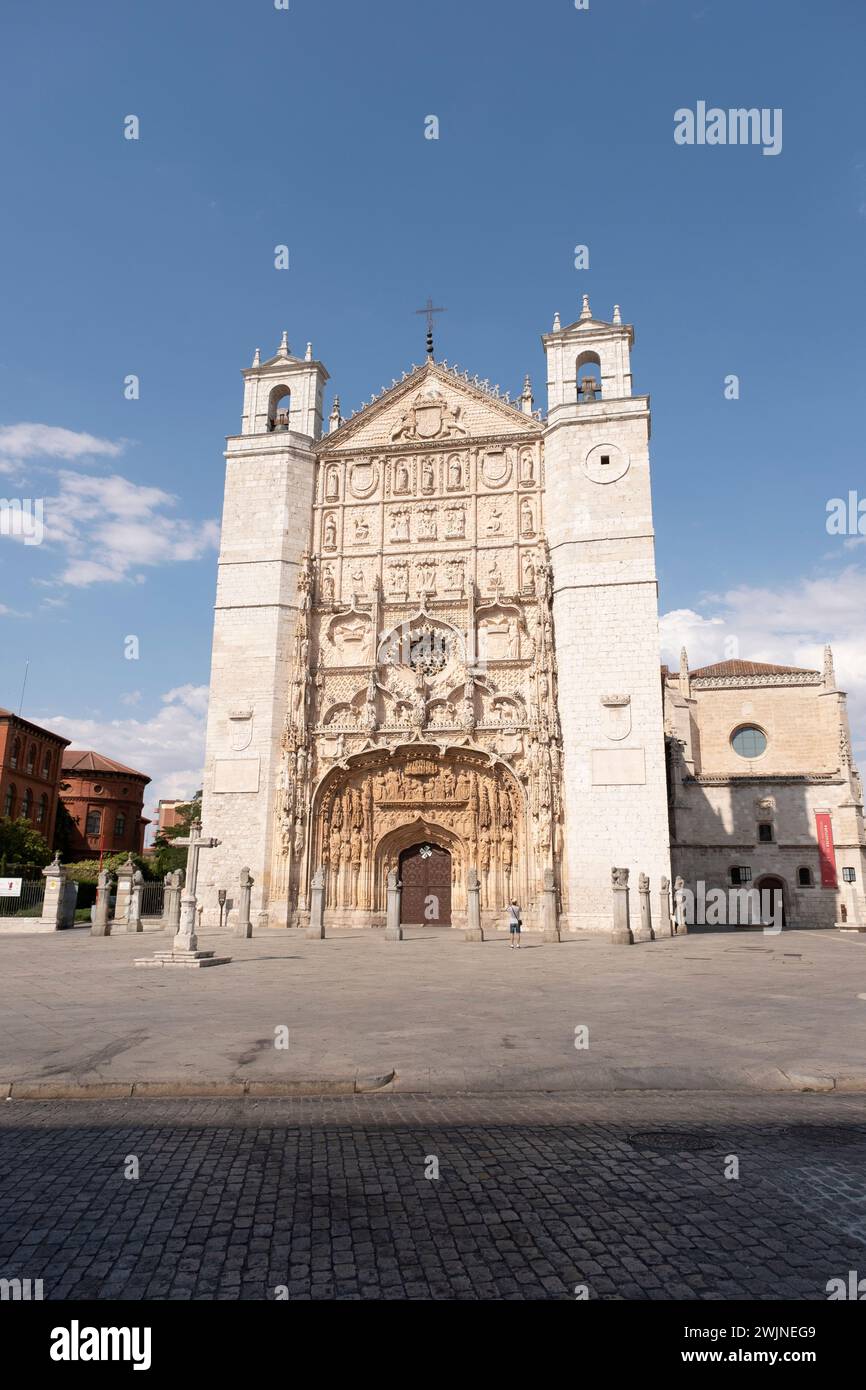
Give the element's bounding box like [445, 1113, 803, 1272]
[1, 0, 865, 820]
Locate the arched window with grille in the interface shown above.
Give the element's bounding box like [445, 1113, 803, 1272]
[21, 788, 33, 819]
[36, 793, 48, 826]
[26, 743, 36, 774]
[10, 738, 20, 770]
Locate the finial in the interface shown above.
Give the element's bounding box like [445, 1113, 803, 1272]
[613, 304, 622, 326]
[252, 347, 260, 367]
[329, 397, 342, 434]
[305, 342, 313, 361]
[679, 647, 691, 698]
[823, 643, 836, 690]
[552, 312, 561, 332]
[278, 330, 290, 358]
[580, 294, 592, 321]
[520, 374, 534, 415]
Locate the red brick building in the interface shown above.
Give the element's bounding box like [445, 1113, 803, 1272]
[0, 708, 70, 848]
[59, 751, 151, 859]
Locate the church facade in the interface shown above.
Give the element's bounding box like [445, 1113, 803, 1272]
[199, 300, 866, 933]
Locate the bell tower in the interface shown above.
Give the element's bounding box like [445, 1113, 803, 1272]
[542, 296, 671, 931]
[199, 332, 328, 926]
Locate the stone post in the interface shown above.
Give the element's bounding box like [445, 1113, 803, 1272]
[634, 872, 653, 942]
[126, 869, 144, 933]
[236, 866, 254, 938]
[40, 853, 66, 930]
[610, 867, 633, 944]
[91, 870, 113, 937]
[112, 856, 135, 929]
[659, 876, 674, 937]
[174, 889, 199, 955]
[306, 866, 326, 939]
[542, 866, 560, 942]
[384, 869, 403, 941]
[673, 875, 689, 935]
[464, 866, 483, 941]
[162, 872, 178, 931]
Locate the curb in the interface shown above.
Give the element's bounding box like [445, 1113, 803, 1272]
[2, 1071, 396, 1101]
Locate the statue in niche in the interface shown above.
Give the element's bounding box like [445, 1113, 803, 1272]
[421, 457, 435, 492]
[389, 510, 409, 542]
[520, 450, 534, 483]
[394, 459, 410, 493]
[323, 514, 337, 550]
[387, 560, 408, 592]
[326, 469, 339, 501]
[487, 557, 504, 592]
[354, 514, 369, 542]
[445, 506, 465, 539]
[507, 619, 519, 658]
[522, 552, 535, 592]
[321, 565, 335, 603]
[417, 508, 437, 540]
[487, 506, 502, 535]
[416, 560, 436, 592]
[448, 455, 463, 488]
[520, 498, 534, 537]
[445, 558, 463, 592]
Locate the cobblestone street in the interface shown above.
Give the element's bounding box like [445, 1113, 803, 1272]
[2, 1092, 865, 1301]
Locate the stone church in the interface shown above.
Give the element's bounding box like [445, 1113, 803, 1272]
[199, 298, 866, 933]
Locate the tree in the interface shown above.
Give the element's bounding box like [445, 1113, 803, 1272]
[0, 817, 53, 872]
[149, 794, 202, 878]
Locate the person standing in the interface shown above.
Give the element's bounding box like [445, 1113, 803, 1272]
[508, 898, 522, 949]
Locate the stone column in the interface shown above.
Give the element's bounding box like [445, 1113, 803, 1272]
[91, 870, 113, 937]
[463, 866, 483, 941]
[384, 869, 403, 941]
[673, 875, 689, 935]
[634, 872, 653, 942]
[306, 866, 326, 939]
[40, 854, 66, 931]
[112, 856, 135, 929]
[610, 867, 633, 944]
[542, 866, 560, 942]
[162, 872, 177, 931]
[236, 866, 253, 938]
[173, 889, 199, 955]
[659, 876, 674, 937]
[126, 869, 144, 933]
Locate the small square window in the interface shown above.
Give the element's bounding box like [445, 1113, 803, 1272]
[731, 866, 752, 885]
[758, 823, 773, 843]
[600, 455, 610, 467]
[843, 867, 856, 883]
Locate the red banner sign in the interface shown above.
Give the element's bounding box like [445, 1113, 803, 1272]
[815, 812, 838, 888]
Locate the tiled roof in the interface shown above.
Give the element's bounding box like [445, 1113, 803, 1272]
[62, 749, 150, 782]
[687, 659, 819, 679]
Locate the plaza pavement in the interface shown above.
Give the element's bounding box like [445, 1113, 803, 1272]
[1, 923, 865, 1096]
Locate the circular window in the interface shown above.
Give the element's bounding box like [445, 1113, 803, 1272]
[731, 725, 767, 759]
[93, 784, 103, 793]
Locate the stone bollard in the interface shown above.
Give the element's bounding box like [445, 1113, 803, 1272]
[91, 870, 113, 937]
[634, 872, 653, 942]
[306, 866, 326, 939]
[463, 866, 484, 941]
[673, 875, 689, 935]
[112, 856, 135, 930]
[542, 866, 560, 942]
[659, 876, 674, 937]
[384, 869, 403, 941]
[610, 867, 633, 944]
[40, 853, 67, 931]
[236, 866, 254, 938]
[162, 871, 179, 931]
[126, 869, 144, 933]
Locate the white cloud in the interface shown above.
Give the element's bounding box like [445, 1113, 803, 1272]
[0, 423, 124, 468]
[40, 471, 219, 586]
[661, 565, 866, 749]
[44, 684, 208, 829]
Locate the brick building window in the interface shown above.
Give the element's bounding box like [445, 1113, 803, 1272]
[36, 793, 47, 825]
[115, 812, 127, 837]
[4, 784, 15, 817]
[21, 789, 32, 820]
[42, 750, 51, 779]
[10, 738, 20, 770]
[26, 744, 36, 774]
[797, 866, 813, 887]
[86, 809, 101, 836]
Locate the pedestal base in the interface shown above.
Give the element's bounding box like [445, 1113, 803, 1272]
[383, 926, 403, 941]
[611, 929, 633, 945]
[463, 927, 484, 942]
[542, 927, 561, 943]
[134, 950, 232, 969]
[305, 924, 325, 939]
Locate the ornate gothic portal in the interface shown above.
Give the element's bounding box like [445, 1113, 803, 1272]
[269, 359, 564, 930]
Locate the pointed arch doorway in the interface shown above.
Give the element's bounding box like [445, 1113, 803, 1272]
[399, 842, 452, 926]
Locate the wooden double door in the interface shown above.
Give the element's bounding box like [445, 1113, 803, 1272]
[399, 843, 452, 925]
